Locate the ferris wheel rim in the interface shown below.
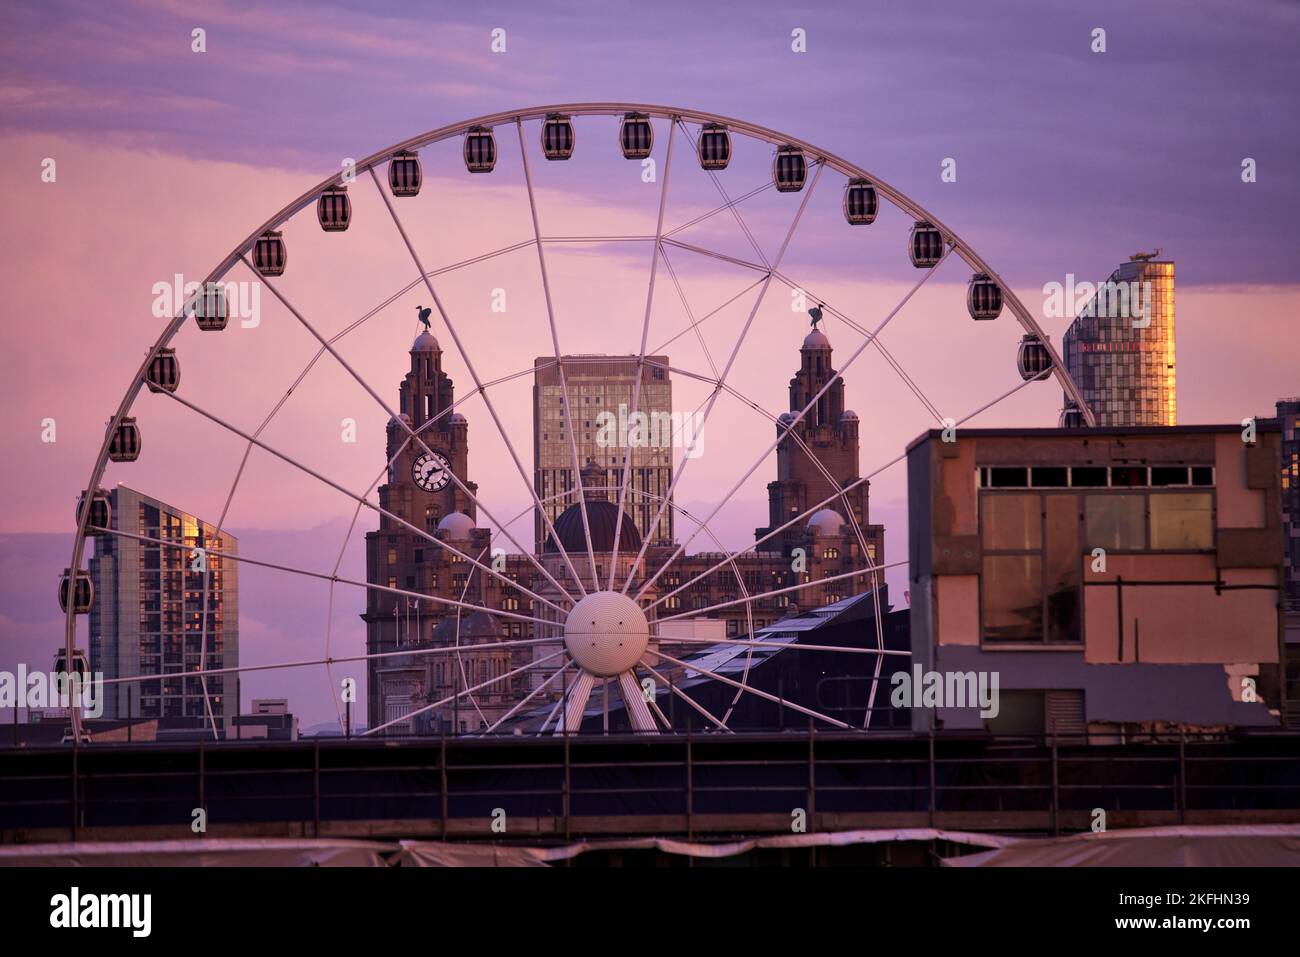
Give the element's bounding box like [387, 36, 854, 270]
[63, 101, 1091, 739]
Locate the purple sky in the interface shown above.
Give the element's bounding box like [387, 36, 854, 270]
[2, 0, 1297, 727]
[5, 0, 1298, 284]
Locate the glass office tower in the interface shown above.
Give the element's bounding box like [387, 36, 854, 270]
[1061, 255, 1176, 427]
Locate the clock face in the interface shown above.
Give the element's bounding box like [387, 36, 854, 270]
[412, 451, 452, 492]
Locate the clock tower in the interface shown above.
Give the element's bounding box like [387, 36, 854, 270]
[378, 329, 475, 525]
[363, 330, 477, 728]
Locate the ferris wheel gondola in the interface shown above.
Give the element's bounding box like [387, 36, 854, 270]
[63, 103, 1096, 743]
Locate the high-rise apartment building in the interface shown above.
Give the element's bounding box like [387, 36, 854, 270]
[88, 486, 239, 721]
[1271, 397, 1300, 610]
[1061, 254, 1176, 427]
[533, 355, 674, 550]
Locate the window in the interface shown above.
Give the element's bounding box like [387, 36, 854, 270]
[982, 555, 1042, 641]
[984, 691, 1045, 736]
[988, 467, 1028, 488]
[1043, 495, 1081, 643]
[1071, 467, 1108, 487]
[1085, 494, 1146, 550]
[981, 492, 1080, 644]
[1150, 492, 1213, 549]
[983, 494, 1041, 550]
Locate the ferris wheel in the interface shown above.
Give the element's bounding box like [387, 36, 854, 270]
[59, 103, 1095, 741]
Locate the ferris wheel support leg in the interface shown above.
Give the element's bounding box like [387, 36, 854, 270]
[617, 671, 658, 733]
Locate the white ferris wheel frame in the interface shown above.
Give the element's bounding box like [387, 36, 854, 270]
[62, 102, 1095, 741]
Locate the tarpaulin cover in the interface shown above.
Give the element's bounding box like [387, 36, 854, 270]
[940, 825, 1300, 867]
[0, 838, 393, 867]
[3, 825, 1295, 866]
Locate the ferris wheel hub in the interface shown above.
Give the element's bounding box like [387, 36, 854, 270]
[563, 591, 649, 678]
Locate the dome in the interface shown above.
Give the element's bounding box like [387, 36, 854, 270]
[448, 413, 467, 426]
[806, 508, 847, 537]
[802, 328, 831, 350]
[778, 411, 797, 427]
[840, 409, 859, 421]
[388, 412, 412, 430]
[412, 330, 440, 352]
[457, 610, 504, 642]
[437, 511, 476, 539]
[545, 500, 642, 554]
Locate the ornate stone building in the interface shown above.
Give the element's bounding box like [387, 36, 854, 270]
[365, 328, 885, 733]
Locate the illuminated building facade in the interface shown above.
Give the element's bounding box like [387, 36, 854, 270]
[89, 486, 239, 721]
[1061, 255, 1176, 427]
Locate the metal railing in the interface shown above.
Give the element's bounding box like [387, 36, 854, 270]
[2, 729, 1298, 843]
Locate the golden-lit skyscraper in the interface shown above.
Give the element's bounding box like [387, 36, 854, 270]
[89, 486, 239, 721]
[1061, 254, 1176, 427]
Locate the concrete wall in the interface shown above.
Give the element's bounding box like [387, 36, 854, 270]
[908, 427, 1285, 733]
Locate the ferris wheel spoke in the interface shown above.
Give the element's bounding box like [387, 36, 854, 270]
[658, 245, 721, 380]
[159, 388, 569, 615]
[481, 664, 567, 735]
[365, 649, 567, 737]
[368, 168, 590, 599]
[322, 357, 566, 712]
[648, 356, 877, 556]
[653, 634, 907, 658]
[93, 634, 563, 691]
[651, 257, 764, 363]
[651, 650, 849, 730]
[240, 256, 581, 607]
[516, 119, 600, 588]
[955, 372, 1042, 426]
[659, 237, 768, 275]
[538, 684, 566, 736]
[541, 234, 655, 244]
[666, 366, 1046, 605]
[631, 238, 949, 604]
[676, 119, 776, 269]
[637, 658, 729, 731]
[92, 523, 562, 631]
[609, 119, 677, 588]
[654, 560, 907, 623]
[640, 361, 885, 622]
[621, 161, 826, 596]
[772, 273, 945, 424]
[663, 178, 774, 241]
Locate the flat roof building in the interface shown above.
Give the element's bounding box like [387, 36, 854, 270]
[907, 424, 1285, 737]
